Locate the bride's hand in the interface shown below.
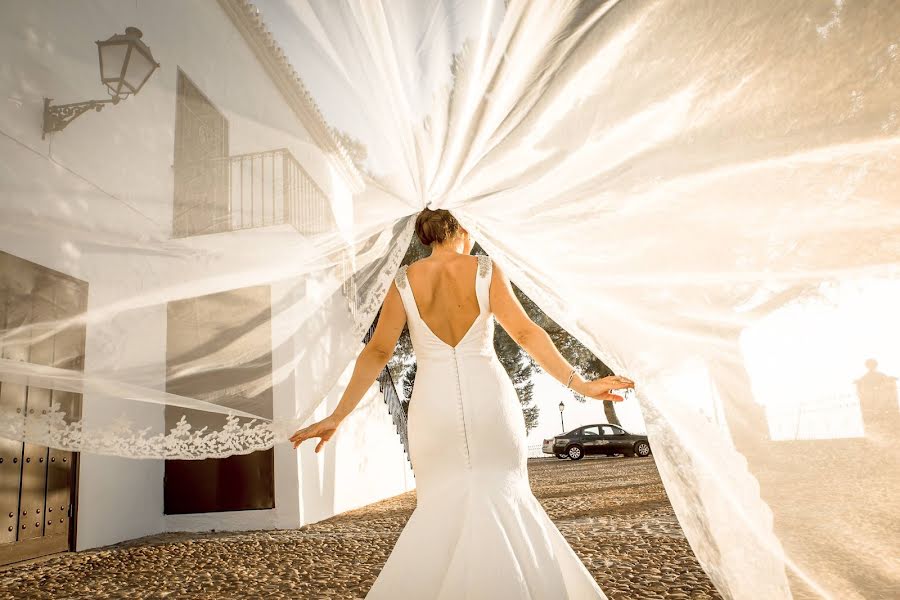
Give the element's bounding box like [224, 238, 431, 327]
[290, 415, 342, 452]
[580, 375, 635, 402]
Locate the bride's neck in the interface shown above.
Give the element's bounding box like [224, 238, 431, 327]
[430, 239, 466, 258]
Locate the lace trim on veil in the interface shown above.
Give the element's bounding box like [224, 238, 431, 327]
[0, 404, 278, 460]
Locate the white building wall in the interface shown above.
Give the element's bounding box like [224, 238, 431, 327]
[1, 0, 413, 551]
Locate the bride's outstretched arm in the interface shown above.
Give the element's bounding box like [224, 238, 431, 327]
[290, 280, 407, 452]
[490, 262, 634, 402]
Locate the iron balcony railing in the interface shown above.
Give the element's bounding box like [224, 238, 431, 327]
[364, 318, 411, 464]
[173, 148, 339, 239]
[226, 148, 336, 234]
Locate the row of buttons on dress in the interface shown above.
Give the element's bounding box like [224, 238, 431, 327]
[451, 347, 472, 469]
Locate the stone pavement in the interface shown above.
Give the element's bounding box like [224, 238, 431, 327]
[1, 456, 721, 599]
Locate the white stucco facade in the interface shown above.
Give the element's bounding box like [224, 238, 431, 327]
[1, 0, 413, 552]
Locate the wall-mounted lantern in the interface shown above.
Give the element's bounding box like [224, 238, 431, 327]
[42, 27, 160, 139]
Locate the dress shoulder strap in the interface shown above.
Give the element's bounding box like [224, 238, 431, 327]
[394, 264, 418, 319]
[394, 264, 409, 290]
[476, 254, 492, 279]
[475, 255, 492, 312]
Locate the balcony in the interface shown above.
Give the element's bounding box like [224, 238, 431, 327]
[227, 148, 335, 235]
[173, 148, 336, 238]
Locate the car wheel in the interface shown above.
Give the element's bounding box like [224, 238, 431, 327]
[566, 445, 583, 460]
[555, 453, 568, 459]
[634, 441, 651, 457]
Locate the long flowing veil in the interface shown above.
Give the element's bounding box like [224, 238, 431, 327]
[2, 1, 898, 597]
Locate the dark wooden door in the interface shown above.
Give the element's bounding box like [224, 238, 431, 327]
[0, 251, 86, 566]
[164, 285, 274, 514]
[173, 68, 230, 237]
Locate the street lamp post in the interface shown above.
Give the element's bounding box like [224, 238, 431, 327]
[558, 400, 565, 432]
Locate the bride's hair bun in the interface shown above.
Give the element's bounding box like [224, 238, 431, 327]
[415, 208, 461, 246]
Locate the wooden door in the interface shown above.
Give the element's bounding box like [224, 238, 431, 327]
[173, 68, 230, 237]
[0, 251, 86, 565]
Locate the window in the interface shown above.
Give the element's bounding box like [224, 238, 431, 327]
[164, 285, 274, 514]
[581, 426, 600, 437]
[173, 69, 229, 237]
[609, 425, 626, 435]
[600, 425, 618, 436]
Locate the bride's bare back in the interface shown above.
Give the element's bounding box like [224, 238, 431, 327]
[290, 210, 634, 453]
[404, 254, 481, 348]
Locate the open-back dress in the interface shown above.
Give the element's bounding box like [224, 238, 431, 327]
[364, 254, 608, 599]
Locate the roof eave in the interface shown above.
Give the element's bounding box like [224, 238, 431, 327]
[217, 0, 365, 192]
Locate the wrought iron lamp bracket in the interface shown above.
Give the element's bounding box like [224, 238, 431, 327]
[42, 96, 121, 140]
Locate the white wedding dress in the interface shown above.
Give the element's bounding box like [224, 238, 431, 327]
[365, 255, 607, 599]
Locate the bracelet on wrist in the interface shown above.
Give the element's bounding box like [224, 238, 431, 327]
[566, 368, 587, 399]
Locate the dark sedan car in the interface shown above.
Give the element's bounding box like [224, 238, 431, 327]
[542, 423, 651, 460]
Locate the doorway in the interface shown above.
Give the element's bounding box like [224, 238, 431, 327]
[0, 251, 87, 565]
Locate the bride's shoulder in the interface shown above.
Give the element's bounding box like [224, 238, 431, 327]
[449, 253, 488, 276]
[394, 258, 430, 287]
[402, 258, 427, 275]
[394, 262, 411, 289]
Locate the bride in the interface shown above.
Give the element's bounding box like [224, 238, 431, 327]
[290, 208, 634, 599]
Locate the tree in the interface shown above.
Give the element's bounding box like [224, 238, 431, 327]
[331, 128, 369, 173]
[399, 362, 415, 418]
[493, 324, 540, 430]
[498, 266, 621, 425]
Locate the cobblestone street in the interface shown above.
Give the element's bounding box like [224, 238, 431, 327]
[1, 456, 721, 599]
